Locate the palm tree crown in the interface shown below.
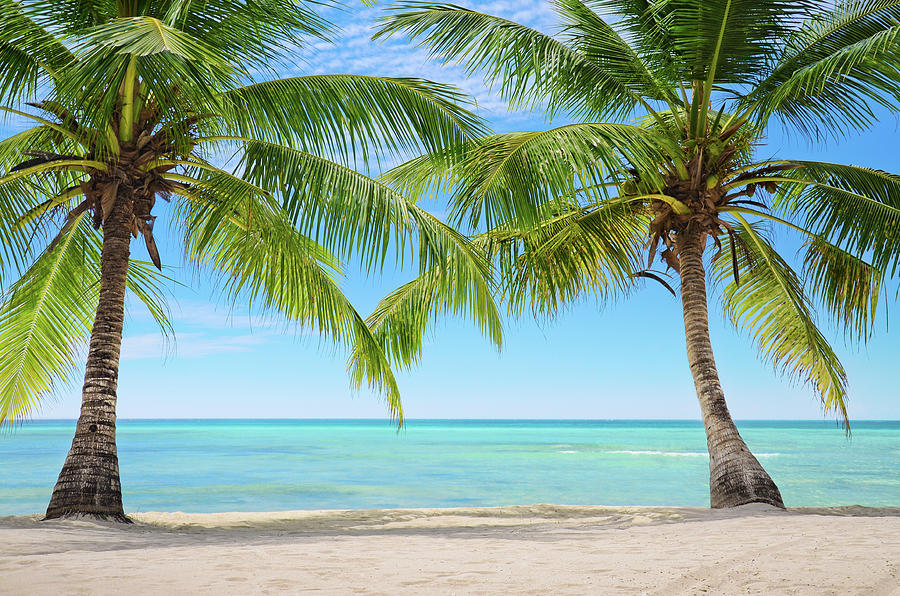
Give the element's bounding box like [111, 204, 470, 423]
[376, 0, 900, 507]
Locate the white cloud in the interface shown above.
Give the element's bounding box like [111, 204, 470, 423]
[299, 1, 560, 126]
[122, 297, 302, 360]
[121, 331, 272, 360]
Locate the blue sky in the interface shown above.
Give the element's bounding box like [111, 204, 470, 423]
[13, 1, 900, 421]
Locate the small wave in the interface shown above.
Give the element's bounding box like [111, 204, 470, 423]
[608, 450, 779, 458]
[558, 450, 578, 454]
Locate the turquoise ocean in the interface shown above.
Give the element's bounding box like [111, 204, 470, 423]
[1, 419, 898, 515]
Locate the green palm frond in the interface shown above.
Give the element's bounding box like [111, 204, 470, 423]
[771, 161, 900, 273]
[557, 0, 679, 107]
[57, 18, 238, 140]
[440, 123, 672, 230]
[73, 16, 239, 68]
[713, 216, 849, 426]
[221, 75, 487, 163]
[158, 0, 334, 72]
[229, 138, 488, 279]
[748, 0, 900, 135]
[127, 258, 175, 340]
[665, 0, 815, 84]
[175, 183, 405, 420]
[0, 214, 97, 426]
[231, 137, 504, 375]
[484, 197, 648, 317]
[802, 235, 883, 343]
[376, 2, 644, 120]
[0, 205, 177, 426]
[349, 242, 502, 375]
[0, 0, 73, 101]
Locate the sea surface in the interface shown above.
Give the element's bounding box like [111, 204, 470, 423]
[1, 419, 898, 515]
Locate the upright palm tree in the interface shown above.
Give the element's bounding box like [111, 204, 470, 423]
[0, 0, 500, 521]
[376, 0, 900, 508]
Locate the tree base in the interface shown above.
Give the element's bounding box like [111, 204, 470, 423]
[45, 449, 128, 522]
[43, 510, 133, 524]
[709, 446, 785, 509]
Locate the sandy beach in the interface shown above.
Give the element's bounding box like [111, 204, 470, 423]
[1, 504, 898, 595]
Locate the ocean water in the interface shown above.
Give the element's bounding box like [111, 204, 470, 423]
[1, 419, 898, 515]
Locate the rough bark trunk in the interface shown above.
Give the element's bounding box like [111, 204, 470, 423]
[677, 228, 785, 509]
[45, 188, 133, 522]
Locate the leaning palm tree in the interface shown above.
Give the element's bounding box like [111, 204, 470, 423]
[0, 0, 500, 521]
[374, 0, 900, 508]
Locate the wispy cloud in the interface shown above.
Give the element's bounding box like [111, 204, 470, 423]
[121, 331, 271, 360]
[298, 1, 559, 127]
[170, 301, 284, 331]
[122, 298, 297, 360]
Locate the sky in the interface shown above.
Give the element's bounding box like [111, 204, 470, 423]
[9, 1, 900, 421]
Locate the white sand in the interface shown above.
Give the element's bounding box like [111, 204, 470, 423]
[2, 504, 899, 595]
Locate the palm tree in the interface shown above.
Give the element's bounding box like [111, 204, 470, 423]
[0, 0, 501, 521]
[375, 0, 900, 508]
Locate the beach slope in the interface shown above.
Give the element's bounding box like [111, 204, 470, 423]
[2, 504, 899, 594]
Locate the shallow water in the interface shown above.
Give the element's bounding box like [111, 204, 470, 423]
[1, 419, 898, 514]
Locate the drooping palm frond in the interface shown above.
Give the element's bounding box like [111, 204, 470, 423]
[222, 137, 504, 379]
[771, 161, 900, 274]
[719, 202, 887, 344]
[483, 197, 649, 317]
[0, 213, 95, 426]
[174, 179, 407, 420]
[228, 138, 496, 280]
[0, 212, 172, 426]
[127, 257, 175, 340]
[802, 235, 883, 342]
[712, 216, 849, 426]
[349, 242, 503, 377]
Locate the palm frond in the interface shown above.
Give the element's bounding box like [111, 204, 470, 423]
[126, 258, 174, 339]
[221, 75, 487, 164]
[174, 175, 406, 419]
[748, 0, 900, 136]
[439, 123, 673, 230]
[557, 0, 680, 106]
[350, 244, 502, 375]
[802, 235, 883, 342]
[376, 2, 644, 120]
[55, 17, 238, 141]
[158, 0, 334, 73]
[483, 197, 648, 317]
[713, 216, 849, 426]
[0, 0, 73, 102]
[665, 0, 816, 84]
[232, 138, 494, 279]
[771, 160, 900, 274]
[0, 213, 97, 426]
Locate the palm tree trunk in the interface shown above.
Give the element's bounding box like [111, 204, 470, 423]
[45, 188, 133, 522]
[677, 228, 784, 509]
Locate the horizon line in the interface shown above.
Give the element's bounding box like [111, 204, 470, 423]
[20, 417, 899, 423]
